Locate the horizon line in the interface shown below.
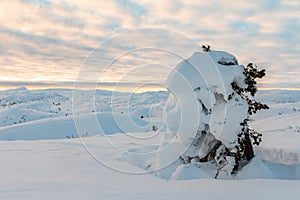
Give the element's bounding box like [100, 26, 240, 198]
[1, 85, 300, 93]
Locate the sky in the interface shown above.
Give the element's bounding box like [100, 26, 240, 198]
[0, 0, 299, 91]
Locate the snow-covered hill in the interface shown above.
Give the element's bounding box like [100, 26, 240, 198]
[0, 88, 168, 133]
[1, 87, 299, 136]
[0, 88, 171, 143]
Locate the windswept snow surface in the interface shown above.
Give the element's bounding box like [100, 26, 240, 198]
[1, 136, 300, 200]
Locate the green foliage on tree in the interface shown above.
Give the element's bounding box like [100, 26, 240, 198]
[231, 63, 269, 174]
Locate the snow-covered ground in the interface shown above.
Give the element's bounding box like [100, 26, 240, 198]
[0, 88, 300, 199]
[1, 135, 300, 200]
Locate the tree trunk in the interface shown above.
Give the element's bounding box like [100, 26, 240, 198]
[244, 133, 254, 161]
[199, 141, 222, 162]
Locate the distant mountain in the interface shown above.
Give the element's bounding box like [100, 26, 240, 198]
[257, 90, 300, 103]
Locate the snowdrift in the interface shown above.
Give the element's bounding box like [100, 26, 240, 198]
[0, 113, 147, 140]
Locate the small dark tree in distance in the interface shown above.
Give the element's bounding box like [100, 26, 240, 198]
[202, 45, 211, 52]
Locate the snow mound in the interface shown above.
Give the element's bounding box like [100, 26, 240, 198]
[170, 164, 211, 180]
[208, 50, 239, 65]
[288, 125, 300, 133]
[235, 157, 276, 179]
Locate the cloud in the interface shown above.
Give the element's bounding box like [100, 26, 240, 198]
[0, 0, 299, 90]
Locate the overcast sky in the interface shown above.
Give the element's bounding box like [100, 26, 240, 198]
[0, 0, 299, 90]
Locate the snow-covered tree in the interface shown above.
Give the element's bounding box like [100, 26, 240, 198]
[158, 48, 268, 178]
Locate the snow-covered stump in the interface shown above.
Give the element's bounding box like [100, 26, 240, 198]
[157, 50, 252, 178]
